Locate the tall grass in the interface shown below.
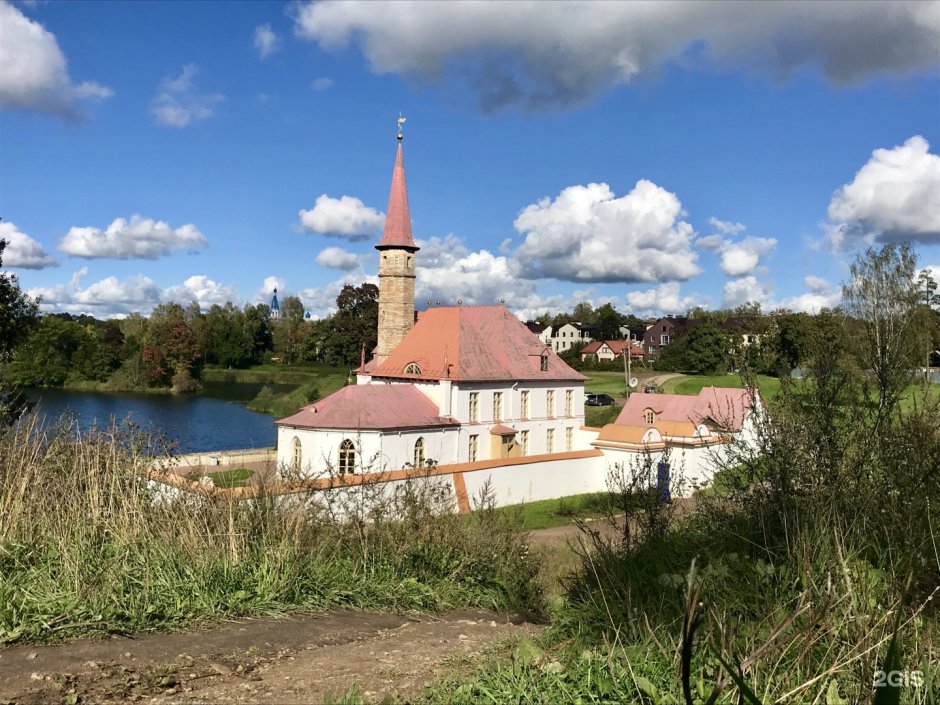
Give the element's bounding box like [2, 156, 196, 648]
[0, 415, 542, 645]
[421, 367, 940, 703]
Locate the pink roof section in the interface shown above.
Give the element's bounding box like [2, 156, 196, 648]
[276, 384, 459, 431]
[369, 305, 588, 383]
[376, 143, 418, 251]
[581, 340, 641, 356]
[615, 387, 752, 431]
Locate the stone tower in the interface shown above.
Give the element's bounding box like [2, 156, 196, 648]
[374, 132, 419, 362]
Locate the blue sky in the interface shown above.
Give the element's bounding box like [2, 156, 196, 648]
[1, 0, 938, 319]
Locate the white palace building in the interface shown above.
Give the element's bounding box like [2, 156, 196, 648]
[269, 131, 760, 511]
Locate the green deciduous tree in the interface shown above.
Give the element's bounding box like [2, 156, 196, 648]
[595, 302, 625, 339]
[0, 240, 38, 361]
[842, 242, 924, 425]
[272, 296, 308, 365]
[10, 316, 83, 387]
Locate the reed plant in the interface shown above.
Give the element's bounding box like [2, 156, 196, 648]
[0, 415, 541, 645]
[421, 339, 940, 703]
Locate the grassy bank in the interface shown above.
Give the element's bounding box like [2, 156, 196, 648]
[415, 364, 940, 703]
[202, 363, 350, 418]
[492, 493, 616, 531]
[0, 416, 542, 646]
[201, 363, 348, 388]
[658, 372, 782, 398]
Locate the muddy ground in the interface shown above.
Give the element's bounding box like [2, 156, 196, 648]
[0, 609, 539, 704]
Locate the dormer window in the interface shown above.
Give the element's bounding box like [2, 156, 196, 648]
[404, 362, 422, 375]
[540, 353, 549, 372]
[644, 409, 655, 424]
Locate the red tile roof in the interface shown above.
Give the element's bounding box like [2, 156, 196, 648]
[369, 305, 587, 383]
[581, 340, 643, 358]
[580, 341, 603, 354]
[276, 384, 459, 431]
[489, 423, 518, 435]
[376, 143, 418, 251]
[615, 386, 752, 431]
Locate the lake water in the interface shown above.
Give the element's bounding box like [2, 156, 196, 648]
[24, 383, 294, 454]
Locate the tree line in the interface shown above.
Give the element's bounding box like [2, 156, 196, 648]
[1, 267, 380, 392]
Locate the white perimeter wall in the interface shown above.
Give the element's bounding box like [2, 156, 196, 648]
[461, 455, 606, 507]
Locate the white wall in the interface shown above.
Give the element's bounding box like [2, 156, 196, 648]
[461, 455, 606, 507]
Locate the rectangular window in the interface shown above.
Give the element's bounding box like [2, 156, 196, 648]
[547, 390, 555, 418]
[661, 334, 670, 345]
[521, 390, 529, 419]
[468, 434, 478, 462]
[520, 430, 529, 456]
[566, 427, 573, 451]
[546, 428, 554, 453]
[565, 389, 573, 416]
[469, 392, 478, 423]
[493, 392, 502, 421]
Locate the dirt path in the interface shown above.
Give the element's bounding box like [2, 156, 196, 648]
[0, 610, 538, 704]
[4, 511, 699, 704]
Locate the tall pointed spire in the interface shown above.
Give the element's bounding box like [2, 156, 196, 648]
[376, 130, 418, 252]
[374, 117, 419, 362]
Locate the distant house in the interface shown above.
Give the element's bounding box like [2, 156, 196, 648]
[641, 316, 702, 360]
[524, 321, 553, 347]
[551, 321, 598, 353]
[718, 317, 762, 348]
[580, 340, 644, 362]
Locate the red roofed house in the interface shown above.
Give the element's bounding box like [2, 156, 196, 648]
[580, 340, 644, 362]
[275, 133, 590, 481]
[591, 386, 761, 490]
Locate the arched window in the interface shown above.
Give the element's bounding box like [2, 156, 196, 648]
[404, 362, 422, 375]
[292, 437, 302, 473]
[413, 437, 425, 467]
[338, 439, 356, 475]
[644, 409, 655, 424]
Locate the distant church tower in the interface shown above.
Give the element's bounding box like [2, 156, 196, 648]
[270, 287, 280, 319]
[374, 117, 419, 362]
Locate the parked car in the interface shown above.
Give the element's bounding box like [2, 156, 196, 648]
[643, 385, 657, 394]
[585, 393, 615, 406]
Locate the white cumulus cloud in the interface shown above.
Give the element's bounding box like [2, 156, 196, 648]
[29, 270, 244, 317]
[708, 217, 746, 236]
[254, 23, 280, 59]
[316, 246, 361, 271]
[163, 275, 241, 310]
[294, 1, 940, 111]
[697, 220, 776, 276]
[299, 194, 385, 241]
[625, 282, 700, 318]
[415, 234, 560, 314]
[0, 0, 112, 119]
[722, 276, 771, 309]
[827, 135, 940, 248]
[59, 215, 207, 260]
[151, 64, 224, 128]
[513, 180, 699, 283]
[29, 270, 163, 317]
[0, 220, 57, 268]
[774, 276, 842, 313]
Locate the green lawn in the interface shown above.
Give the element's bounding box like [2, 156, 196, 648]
[584, 403, 620, 427]
[659, 373, 782, 399]
[583, 371, 631, 396]
[200, 467, 253, 488]
[492, 493, 615, 530]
